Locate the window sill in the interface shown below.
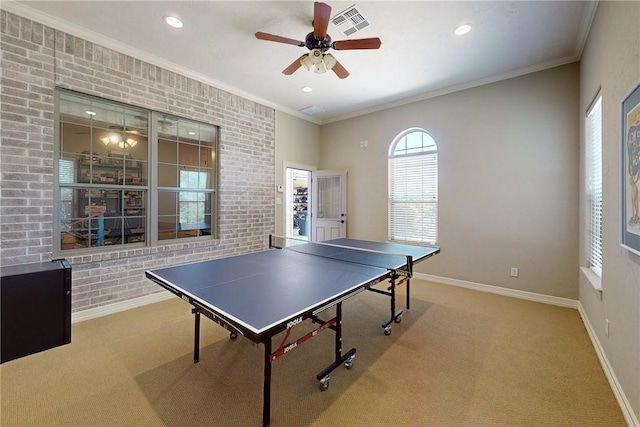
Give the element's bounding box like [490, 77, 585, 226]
[62, 238, 220, 265]
[580, 266, 602, 297]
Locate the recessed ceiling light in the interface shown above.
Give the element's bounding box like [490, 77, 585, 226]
[164, 16, 183, 28]
[188, 131, 196, 136]
[454, 24, 471, 36]
[301, 86, 313, 93]
[85, 111, 96, 116]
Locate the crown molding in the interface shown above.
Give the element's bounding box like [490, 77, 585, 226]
[0, 1, 322, 125]
[1, 0, 593, 128]
[574, 1, 599, 59]
[323, 54, 580, 124]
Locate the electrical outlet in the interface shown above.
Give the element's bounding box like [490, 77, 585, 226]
[605, 319, 610, 337]
[510, 267, 519, 278]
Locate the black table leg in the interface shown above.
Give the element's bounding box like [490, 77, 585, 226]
[263, 337, 272, 427]
[316, 302, 357, 390]
[381, 275, 403, 335]
[193, 309, 200, 363]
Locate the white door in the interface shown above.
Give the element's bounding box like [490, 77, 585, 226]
[312, 170, 347, 241]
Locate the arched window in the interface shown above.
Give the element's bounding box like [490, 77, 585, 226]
[388, 128, 438, 244]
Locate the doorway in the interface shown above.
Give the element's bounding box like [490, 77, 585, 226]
[285, 167, 312, 241]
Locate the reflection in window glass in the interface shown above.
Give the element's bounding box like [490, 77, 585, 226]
[157, 114, 217, 241]
[158, 139, 177, 163]
[317, 176, 341, 219]
[56, 90, 218, 250]
[58, 91, 148, 251]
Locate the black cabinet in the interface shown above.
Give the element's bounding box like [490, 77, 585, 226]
[1, 260, 72, 363]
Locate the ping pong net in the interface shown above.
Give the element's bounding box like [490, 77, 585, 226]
[269, 235, 414, 277]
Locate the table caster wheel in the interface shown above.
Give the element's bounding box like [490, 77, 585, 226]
[384, 326, 392, 336]
[344, 355, 355, 370]
[394, 315, 402, 324]
[319, 376, 330, 392]
[230, 333, 238, 340]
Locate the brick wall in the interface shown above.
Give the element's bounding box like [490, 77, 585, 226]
[0, 11, 275, 311]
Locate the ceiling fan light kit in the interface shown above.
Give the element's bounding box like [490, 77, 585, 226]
[255, 2, 381, 79]
[323, 54, 337, 70]
[314, 61, 327, 74]
[301, 50, 336, 74]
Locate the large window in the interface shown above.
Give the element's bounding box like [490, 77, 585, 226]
[586, 94, 603, 277]
[56, 90, 218, 252]
[388, 128, 438, 244]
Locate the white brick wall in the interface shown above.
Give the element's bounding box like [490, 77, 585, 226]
[1, 11, 275, 312]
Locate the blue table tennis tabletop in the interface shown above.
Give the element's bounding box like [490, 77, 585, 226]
[145, 237, 439, 426]
[146, 238, 437, 337]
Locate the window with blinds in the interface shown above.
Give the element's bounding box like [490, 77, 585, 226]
[586, 94, 603, 277]
[388, 129, 438, 244]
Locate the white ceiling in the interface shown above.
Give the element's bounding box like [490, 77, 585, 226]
[4, 1, 597, 124]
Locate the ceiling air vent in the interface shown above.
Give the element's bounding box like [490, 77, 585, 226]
[331, 4, 371, 37]
[301, 105, 325, 115]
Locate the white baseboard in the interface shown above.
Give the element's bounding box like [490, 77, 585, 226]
[415, 272, 637, 427]
[578, 305, 639, 427]
[414, 273, 580, 309]
[71, 291, 174, 323]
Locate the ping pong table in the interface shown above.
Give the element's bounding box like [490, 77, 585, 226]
[145, 236, 439, 426]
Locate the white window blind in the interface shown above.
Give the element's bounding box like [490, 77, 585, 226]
[58, 159, 75, 187]
[388, 129, 438, 244]
[58, 159, 75, 231]
[586, 95, 602, 277]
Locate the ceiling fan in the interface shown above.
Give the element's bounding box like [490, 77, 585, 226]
[255, 2, 381, 79]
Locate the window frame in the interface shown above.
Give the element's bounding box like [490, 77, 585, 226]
[155, 115, 218, 242]
[585, 92, 603, 280]
[388, 127, 438, 245]
[54, 89, 219, 255]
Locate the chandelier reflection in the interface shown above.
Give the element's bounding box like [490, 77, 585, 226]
[100, 134, 138, 149]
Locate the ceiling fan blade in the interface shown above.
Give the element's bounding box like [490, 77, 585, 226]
[331, 59, 350, 79]
[313, 2, 331, 39]
[332, 38, 382, 50]
[255, 32, 304, 47]
[282, 55, 307, 75]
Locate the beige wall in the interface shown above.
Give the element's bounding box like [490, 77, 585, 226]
[274, 111, 321, 237]
[270, 6, 640, 420]
[320, 63, 580, 300]
[311, 3, 640, 420]
[579, 1, 640, 422]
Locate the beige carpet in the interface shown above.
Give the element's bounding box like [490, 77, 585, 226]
[1, 280, 626, 426]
